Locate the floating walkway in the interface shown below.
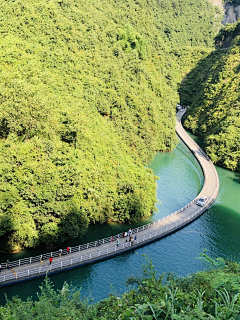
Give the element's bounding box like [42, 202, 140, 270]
[0, 110, 219, 287]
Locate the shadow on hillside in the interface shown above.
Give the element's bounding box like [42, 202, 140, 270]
[178, 48, 230, 108]
[0, 216, 16, 253]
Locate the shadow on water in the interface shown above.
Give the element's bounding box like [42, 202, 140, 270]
[232, 174, 240, 184]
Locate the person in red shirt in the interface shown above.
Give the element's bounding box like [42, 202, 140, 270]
[67, 246, 70, 254]
[49, 257, 53, 265]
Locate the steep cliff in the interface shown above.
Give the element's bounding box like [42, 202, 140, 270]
[223, 2, 240, 24]
[209, 0, 240, 25]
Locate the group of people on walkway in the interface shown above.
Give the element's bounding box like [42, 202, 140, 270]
[124, 235, 137, 247]
[2, 229, 139, 273]
[38, 246, 71, 266]
[47, 246, 71, 265]
[110, 229, 137, 247]
[0, 246, 73, 272]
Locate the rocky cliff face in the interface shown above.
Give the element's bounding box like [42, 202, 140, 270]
[223, 3, 240, 24]
[209, 0, 240, 24]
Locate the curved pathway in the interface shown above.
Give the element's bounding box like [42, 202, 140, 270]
[0, 110, 219, 287]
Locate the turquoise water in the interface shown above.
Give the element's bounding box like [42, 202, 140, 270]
[0, 137, 240, 305]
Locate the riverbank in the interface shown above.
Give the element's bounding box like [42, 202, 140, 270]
[0, 111, 220, 287]
[1, 132, 240, 305]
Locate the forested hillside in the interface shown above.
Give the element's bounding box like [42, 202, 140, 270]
[180, 21, 240, 172]
[0, 0, 221, 251]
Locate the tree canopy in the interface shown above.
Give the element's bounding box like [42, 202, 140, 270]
[0, 0, 221, 250]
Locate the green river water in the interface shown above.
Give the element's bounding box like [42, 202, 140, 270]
[0, 134, 240, 305]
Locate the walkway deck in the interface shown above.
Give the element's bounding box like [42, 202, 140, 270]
[0, 110, 219, 287]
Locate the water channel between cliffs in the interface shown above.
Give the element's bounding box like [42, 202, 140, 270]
[0, 133, 240, 305]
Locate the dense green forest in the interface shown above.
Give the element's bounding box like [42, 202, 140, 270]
[0, 0, 221, 251]
[1, 255, 240, 319]
[180, 21, 240, 172]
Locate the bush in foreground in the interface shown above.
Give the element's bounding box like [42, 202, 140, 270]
[1, 254, 240, 319]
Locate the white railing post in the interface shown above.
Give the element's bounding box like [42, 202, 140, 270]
[19, 260, 20, 266]
[79, 245, 81, 251]
[61, 262, 62, 268]
[71, 259, 72, 265]
[90, 254, 91, 259]
[30, 257, 32, 264]
[103, 239, 104, 244]
[107, 249, 108, 255]
[28, 270, 29, 276]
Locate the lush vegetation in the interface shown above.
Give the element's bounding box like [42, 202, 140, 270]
[179, 21, 240, 172]
[1, 254, 240, 319]
[0, 0, 221, 251]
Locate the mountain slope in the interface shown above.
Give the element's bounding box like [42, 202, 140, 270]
[180, 21, 240, 172]
[0, 0, 221, 250]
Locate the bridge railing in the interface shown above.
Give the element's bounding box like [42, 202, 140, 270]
[0, 196, 198, 270]
[0, 111, 219, 281]
[0, 203, 212, 284]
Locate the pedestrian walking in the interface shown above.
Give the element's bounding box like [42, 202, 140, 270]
[111, 236, 113, 243]
[96, 239, 100, 247]
[117, 234, 120, 238]
[59, 248, 63, 256]
[123, 232, 125, 238]
[134, 235, 137, 242]
[67, 246, 70, 254]
[6, 260, 10, 270]
[125, 239, 128, 247]
[49, 257, 53, 265]
[124, 231, 128, 237]
[117, 239, 119, 247]
[129, 228, 132, 235]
